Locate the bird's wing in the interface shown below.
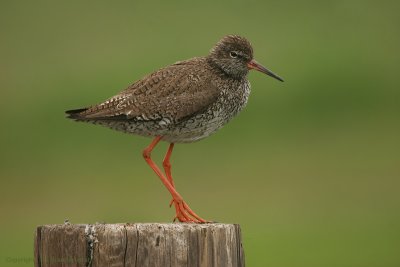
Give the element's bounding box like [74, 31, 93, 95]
[74, 61, 221, 124]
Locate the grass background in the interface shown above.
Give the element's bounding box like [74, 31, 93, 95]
[1, 1, 399, 266]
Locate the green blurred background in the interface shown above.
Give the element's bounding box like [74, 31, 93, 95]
[1, 1, 399, 266]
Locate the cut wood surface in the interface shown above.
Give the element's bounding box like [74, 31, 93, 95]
[34, 223, 245, 267]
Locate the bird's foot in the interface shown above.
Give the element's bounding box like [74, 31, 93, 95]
[170, 199, 208, 223]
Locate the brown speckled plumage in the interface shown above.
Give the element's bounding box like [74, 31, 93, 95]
[66, 35, 283, 223]
[67, 35, 259, 143]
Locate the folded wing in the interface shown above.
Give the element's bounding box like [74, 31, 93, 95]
[66, 60, 220, 125]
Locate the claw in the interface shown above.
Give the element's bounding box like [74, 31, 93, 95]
[171, 199, 208, 223]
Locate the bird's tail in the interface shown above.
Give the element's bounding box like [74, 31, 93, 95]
[65, 108, 88, 120]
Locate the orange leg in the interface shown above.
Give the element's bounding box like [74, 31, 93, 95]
[162, 143, 207, 222]
[143, 136, 207, 223]
[163, 143, 175, 188]
[163, 143, 177, 207]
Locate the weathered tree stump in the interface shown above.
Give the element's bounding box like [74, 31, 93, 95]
[34, 223, 245, 267]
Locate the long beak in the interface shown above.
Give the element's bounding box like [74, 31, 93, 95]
[247, 59, 284, 82]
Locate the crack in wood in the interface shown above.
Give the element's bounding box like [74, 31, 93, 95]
[84, 224, 96, 267]
[134, 227, 140, 267]
[123, 225, 128, 267]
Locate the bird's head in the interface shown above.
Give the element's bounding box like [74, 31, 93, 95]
[208, 35, 283, 82]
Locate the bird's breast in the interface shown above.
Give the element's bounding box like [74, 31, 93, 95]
[218, 79, 251, 117]
[165, 79, 251, 143]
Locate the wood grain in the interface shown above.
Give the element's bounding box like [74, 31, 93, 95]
[34, 223, 245, 267]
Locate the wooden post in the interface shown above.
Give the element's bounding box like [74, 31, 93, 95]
[34, 223, 245, 267]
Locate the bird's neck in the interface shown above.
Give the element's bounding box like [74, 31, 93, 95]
[206, 56, 248, 81]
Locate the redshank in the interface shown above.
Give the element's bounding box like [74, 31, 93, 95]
[66, 35, 283, 223]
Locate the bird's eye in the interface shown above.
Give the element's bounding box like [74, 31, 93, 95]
[230, 51, 238, 58]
